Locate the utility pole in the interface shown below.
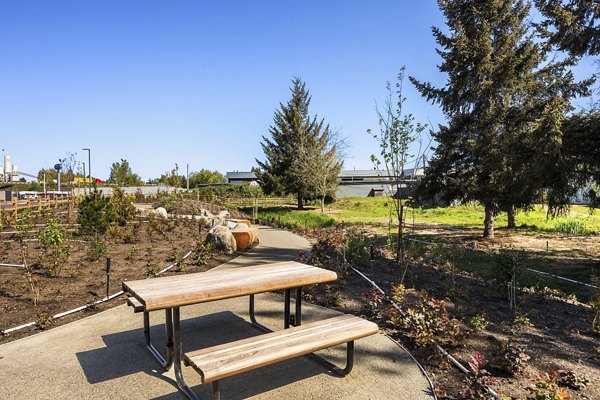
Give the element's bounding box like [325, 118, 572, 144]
[82, 148, 91, 183]
[186, 163, 190, 191]
[55, 159, 63, 192]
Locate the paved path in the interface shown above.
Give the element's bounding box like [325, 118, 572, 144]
[0, 225, 434, 399]
[218, 226, 312, 268]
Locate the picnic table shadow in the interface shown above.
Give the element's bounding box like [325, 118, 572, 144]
[76, 310, 368, 400]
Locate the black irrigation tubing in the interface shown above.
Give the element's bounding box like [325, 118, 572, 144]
[346, 261, 500, 399]
[0, 249, 194, 336]
[403, 236, 599, 290]
[345, 263, 439, 400]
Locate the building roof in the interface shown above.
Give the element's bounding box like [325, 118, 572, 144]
[339, 168, 424, 179]
[226, 171, 257, 180]
[339, 169, 384, 178]
[335, 183, 395, 198]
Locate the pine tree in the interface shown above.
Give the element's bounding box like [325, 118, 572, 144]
[256, 78, 342, 209]
[535, 0, 599, 57]
[411, 0, 590, 238]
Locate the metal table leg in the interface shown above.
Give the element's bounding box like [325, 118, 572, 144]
[172, 307, 200, 400]
[249, 288, 299, 332]
[143, 309, 174, 370]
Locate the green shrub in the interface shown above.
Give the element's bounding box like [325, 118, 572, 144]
[469, 314, 489, 331]
[111, 187, 137, 226]
[344, 232, 370, 266]
[37, 217, 71, 277]
[77, 189, 116, 236]
[494, 338, 530, 375]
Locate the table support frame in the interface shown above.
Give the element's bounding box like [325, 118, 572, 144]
[142, 288, 354, 400]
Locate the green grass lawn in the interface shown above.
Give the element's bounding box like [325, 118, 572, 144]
[330, 198, 600, 234]
[243, 197, 600, 234]
[238, 197, 598, 296]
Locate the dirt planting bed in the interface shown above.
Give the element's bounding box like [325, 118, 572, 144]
[0, 211, 235, 344]
[299, 225, 600, 400]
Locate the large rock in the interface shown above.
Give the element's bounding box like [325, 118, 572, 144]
[217, 210, 230, 219]
[205, 225, 237, 254]
[153, 207, 168, 219]
[199, 209, 214, 218]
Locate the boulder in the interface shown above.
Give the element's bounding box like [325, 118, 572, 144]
[199, 209, 214, 218]
[153, 207, 168, 219]
[205, 225, 237, 254]
[217, 210, 230, 219]
[226, 220, 238, 230]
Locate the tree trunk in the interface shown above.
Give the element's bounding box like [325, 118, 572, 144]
[483, 205, 495, 239]
[396, 203, 405, 261]
[507, 207, 516, 229]
[320, 196, 325, 213]
[297, 192, 304, 210]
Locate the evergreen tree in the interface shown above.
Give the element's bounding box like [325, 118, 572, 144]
[411, 0, 590, 238]
[535, 0, 599, 57]
[256, 78, 342, 209]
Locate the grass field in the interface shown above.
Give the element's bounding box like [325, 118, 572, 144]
[240, 197, 599, 294]
[248, 197, 600, 234]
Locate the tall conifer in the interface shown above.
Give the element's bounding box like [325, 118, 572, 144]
[411, 0, 589, 238]
[256, 78, 342, 208]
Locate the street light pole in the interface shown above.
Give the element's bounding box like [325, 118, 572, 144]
[82, 148, 91, 184]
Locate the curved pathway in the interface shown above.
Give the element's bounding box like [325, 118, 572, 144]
[0, 225, 434, 399]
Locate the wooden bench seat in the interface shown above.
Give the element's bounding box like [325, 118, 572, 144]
[127, 296, 144, 313]
[183, 314, 378, 387]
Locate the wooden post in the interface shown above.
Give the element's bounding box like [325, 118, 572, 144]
[26, 198, 31, 209]
[38, 197, 42, 212]
[54, 196, 57, 209]
[13, 196, 18, 220]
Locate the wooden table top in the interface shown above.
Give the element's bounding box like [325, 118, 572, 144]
[122, 261, 337, 311]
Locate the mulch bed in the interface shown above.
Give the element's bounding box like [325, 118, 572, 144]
[296, 224, 600, 400]
[0, 212, 236, 344]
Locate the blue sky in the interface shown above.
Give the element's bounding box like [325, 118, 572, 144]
[0, 1, 596, 181]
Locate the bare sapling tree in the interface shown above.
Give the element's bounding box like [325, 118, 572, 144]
[301, 128, 348, 212]
[368, 67, 429, 261]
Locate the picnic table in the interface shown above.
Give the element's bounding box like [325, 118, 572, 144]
[123, 261, 378, 400]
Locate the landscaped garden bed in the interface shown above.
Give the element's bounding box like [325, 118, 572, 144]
[0, 195, 244, 344]
[291, 221, 600, 400]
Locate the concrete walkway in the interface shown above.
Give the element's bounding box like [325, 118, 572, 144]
[0, 225, 434, 399]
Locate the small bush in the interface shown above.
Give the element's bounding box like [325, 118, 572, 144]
[513, 313, 532, 331]
[77, 189, 116, 236]
[496, 248, 526, 311]
[460, 352, 497, 399]
[88, 236, 106, 260]
[494, 338, 530, 375]
[527, 370, 571, 400]
[388, 287, 464, 346]
[111, 187, 137, 226]
[344, 232, 370, 266]
[470, 314, 489, 332]
[37, 217, 71, 277]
